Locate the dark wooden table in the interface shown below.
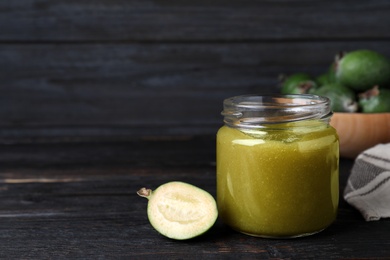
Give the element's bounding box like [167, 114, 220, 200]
[0, 136, 389, 259]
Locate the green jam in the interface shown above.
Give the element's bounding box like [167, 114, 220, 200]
[216, 122, 339, 238]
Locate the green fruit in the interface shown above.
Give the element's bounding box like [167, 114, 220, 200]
[316, 73, 332, 86]
[358, 86, 390, 113]
[316, 63, 336, 86]
[280, 73, 316, 94]
[327, 62, 337, 82]
[311, 83, 358, 112]
[137, 181, 218, 240]
[335, 50, 390, 91]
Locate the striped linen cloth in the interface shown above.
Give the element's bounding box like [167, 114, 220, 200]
[344, 143, 390, 221]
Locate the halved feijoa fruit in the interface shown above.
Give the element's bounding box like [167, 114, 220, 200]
[137, 181, 218, 240]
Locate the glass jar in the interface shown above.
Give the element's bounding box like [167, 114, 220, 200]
[216, 94, 339, 238]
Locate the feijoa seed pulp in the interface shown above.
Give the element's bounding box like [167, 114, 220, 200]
[137, 181, 218, 240]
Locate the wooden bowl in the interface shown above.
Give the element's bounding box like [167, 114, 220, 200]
[330, 113, 390, 159]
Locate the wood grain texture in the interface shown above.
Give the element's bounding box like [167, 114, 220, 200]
[331, 113, 390, 158]
[0, 136, 216, 167]
[1, 42, 389, 140]
[0, 152, 389, 259]
[1, 2, 389, 257]
[1, 0, 390, 140]
[1, 0, 389, 41]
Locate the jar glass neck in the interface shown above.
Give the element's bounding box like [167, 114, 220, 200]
[222, 94, 332, 129]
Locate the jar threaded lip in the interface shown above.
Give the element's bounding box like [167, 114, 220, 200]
[222, 94, 332, 128]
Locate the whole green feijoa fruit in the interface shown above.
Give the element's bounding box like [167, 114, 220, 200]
[312, 83, 358, 112]
[280, 73, 316, 94]
[316, 63, 337, 86]
[358, 86, 390, 113]
[316, 73, 331, 86]
[335, 50, 390, 91]
[316, 69, 335, 86]
[327, 62, 337, 83]
[137, 181, 218, 240]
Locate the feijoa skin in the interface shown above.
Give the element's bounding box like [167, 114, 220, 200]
[316, 73, 332, 86]
[316, 63, 336, 86]
[280, 73, 316, 94]
[137, 181, 218, 240]
[312, 83, 358, 112]
[335, 50, 390, 91]
[358, 86, 390, 113]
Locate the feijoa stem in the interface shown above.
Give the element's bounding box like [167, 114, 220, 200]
[345, 100, 359, 113]
[137, 187, 153, 199]
[359, 85, 380, 99]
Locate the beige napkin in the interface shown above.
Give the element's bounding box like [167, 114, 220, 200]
[343, 143, 390, 221]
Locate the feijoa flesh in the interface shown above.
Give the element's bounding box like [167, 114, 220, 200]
[335, 50, 390, 91]
[358, 86, 390, 113]
[137, 181, 218, 240]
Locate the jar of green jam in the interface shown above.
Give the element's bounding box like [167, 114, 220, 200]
[216, 94, 339, 238]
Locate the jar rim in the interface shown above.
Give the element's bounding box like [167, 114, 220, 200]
[222, 94, 332, 128]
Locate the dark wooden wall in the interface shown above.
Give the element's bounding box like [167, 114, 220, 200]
[1, 0, 390, 142]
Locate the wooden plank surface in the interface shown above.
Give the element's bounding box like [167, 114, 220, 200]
[1, 1, 389, 258]
[1, 0, 390, 140]
[1, 41, 390, 140]
[0, 140, 389, 259]
[1, 0, 389, 41]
